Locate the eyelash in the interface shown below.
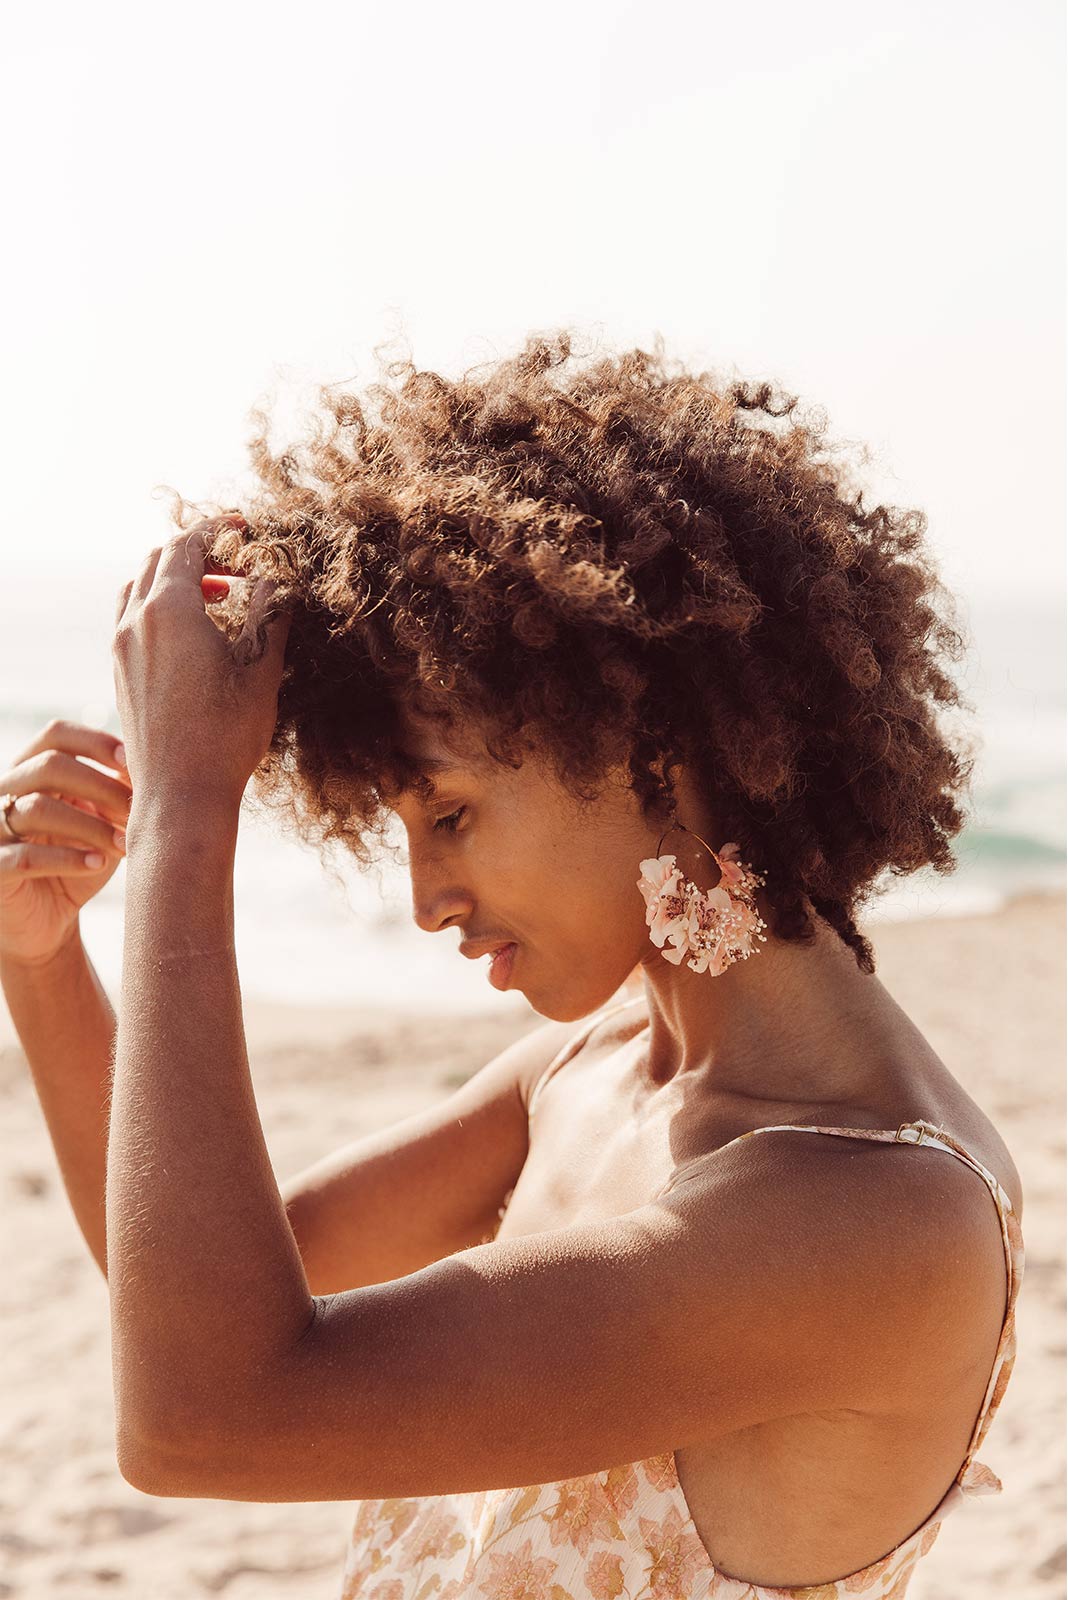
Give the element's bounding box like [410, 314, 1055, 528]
[432, 806, 467, 834]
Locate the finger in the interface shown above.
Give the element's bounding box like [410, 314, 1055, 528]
[115, 578, 135, 628]
[196, 509, 249, 554]
[1, 793, 126, 857]
[9, 720, 129, 784]
[0, 841, 114, 878]
[129, 544, 165, 610]
[2, 750, 133, 828]
[202, 537, 244, 605]
[154, 526, 210, 605]
[195, 515, 248, 606]
[217, 510, 249, 532]
[236, 577, 290, 669]
[245, 574, 273, 629]
[202, 575, 233, 605]
[248, 573, 290, 634]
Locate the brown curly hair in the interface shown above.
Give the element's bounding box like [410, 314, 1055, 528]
[176, 328, 978, 975]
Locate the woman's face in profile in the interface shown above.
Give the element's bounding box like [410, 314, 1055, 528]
[388, 712, 661, 1021]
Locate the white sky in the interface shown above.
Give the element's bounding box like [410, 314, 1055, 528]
[1, 0, 1064, 617]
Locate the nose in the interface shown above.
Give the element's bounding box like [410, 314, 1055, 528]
[412, 900, 468, 935]
[408, 860, 473, 936]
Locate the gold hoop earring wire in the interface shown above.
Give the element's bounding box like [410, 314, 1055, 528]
[654, 818, 722, 869]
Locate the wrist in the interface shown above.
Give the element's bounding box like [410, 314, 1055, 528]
[0, 920, 84, 977]
[127, 790, 241, 852]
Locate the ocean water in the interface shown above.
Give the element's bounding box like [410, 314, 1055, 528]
[0, 571, 1063, 1013]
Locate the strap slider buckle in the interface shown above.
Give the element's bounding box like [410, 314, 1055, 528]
[895, 1121, 930, 1145]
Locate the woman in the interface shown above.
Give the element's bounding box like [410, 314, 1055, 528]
[0, 331, 1024, 1598]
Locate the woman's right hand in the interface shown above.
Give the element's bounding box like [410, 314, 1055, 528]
[0, 721, 132, 968]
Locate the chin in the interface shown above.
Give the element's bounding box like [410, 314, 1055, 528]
[529, 973, 640, 1025]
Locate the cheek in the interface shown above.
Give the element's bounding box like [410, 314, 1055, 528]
[546, 846, 643, 928]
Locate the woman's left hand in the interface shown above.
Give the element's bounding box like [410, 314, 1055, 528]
[112, 524, 291, 812]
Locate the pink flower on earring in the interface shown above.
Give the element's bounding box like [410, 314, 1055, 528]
[637, 855, 691, 951]
[714, 841, 748, 890]
[637, 838, 768, 978]
[685, 884, 759, 975]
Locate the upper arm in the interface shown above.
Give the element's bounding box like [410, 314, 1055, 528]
[135, 1135, 994, 1502]
[279, 1016, 581, 1294]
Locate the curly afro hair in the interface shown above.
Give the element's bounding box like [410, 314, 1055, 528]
[178, 328, 979, 976]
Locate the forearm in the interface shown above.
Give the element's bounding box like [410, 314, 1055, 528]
[1, 929, 115, 1279]
[108, 800, 313, 1457]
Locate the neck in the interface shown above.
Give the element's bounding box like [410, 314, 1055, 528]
[637, 902, 908, 1108]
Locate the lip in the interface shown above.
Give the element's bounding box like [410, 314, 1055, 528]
[487, 942, 518, 990]
[460, 938, 516, 961]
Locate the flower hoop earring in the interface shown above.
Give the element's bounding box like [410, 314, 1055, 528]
[636, 820, 768, 977]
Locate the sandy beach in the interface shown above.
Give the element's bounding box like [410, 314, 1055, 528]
[1, 891, 1063, 1600]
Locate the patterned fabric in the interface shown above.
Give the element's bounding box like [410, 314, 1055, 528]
[338, 1107, 1024, 1600]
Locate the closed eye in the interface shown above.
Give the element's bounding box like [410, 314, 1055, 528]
[433, 807, 467, 834]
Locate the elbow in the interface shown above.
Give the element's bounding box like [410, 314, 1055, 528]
[116, 1430, 181, 1497]
[114, 1409, 270, 1501]
[114, 1413, 208, 1498]
[115, 1431, 271, 1502]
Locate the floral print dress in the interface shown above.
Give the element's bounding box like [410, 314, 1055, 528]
[337, 1113, 1023, 1600]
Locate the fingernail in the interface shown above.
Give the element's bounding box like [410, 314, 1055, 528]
[113, 828, 126, 849]
[84, 853, 105, 869]
[114, 742, 127, 768]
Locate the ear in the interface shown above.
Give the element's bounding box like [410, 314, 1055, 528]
[649, 749, 681, 811]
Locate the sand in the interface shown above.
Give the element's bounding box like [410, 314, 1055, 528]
[1, 892, 1064, 1600]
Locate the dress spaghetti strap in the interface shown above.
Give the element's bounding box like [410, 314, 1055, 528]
[701, 1118, 1018, 1219]
[527, 996, 642, 1115]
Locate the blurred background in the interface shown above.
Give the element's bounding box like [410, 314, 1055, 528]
[1, 5, 1064, 1599]
[1, 0, 1063, 1015]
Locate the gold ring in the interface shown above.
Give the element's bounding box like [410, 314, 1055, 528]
[0, 793, 22, 842]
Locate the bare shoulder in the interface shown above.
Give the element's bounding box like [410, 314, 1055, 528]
[495, 1013, 599, 1109]
[516, 995, 648, 1109]
[954, 1102, 1026, 1222]
[669, 1126, 1011, 1403]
